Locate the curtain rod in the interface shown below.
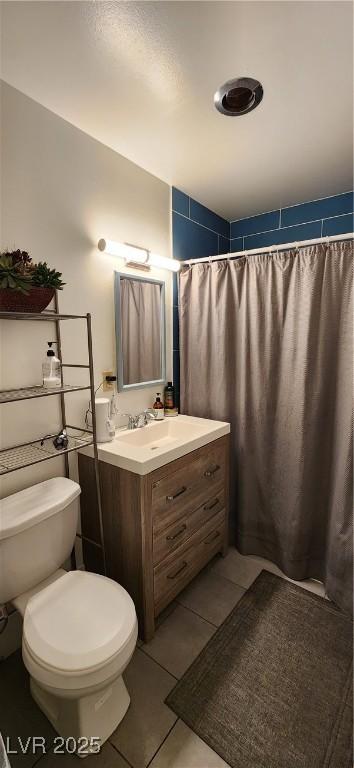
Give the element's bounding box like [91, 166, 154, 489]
[183, 231, 354, 265]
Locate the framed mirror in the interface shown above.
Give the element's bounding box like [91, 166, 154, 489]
[114, 272, 166, 391]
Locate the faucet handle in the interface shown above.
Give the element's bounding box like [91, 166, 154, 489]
[144, 408, 157, 421]
[121, 413, 137, 429]
[136, 411, 152, 427]
[121, 410, 156, 429]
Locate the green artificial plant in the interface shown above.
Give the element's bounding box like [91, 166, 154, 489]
[0, 249, 65, 293]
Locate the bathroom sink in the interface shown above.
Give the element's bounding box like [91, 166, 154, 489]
[116, 417, 206, 447]
[80, 414, 230, 475]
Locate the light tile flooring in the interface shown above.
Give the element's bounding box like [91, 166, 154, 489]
[0, 549, 326, 768]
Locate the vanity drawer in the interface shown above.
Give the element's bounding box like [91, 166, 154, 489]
[151, 442, 225, 533]
[153, 491, 224, 565]
[153, 511, 225, 613]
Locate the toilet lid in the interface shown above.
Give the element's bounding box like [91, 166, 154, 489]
[23, 571, 137, 673]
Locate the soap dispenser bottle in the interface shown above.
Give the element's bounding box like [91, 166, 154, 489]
[153, 393, 164, 420]
[42, 342, 61, 388]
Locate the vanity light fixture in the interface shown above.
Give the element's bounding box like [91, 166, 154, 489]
[148, 252, 180, 272]
[98, 239, 180, 272]
[98, 239, 148, 264]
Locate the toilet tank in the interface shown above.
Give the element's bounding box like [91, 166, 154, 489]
[0, 477, 81, 605]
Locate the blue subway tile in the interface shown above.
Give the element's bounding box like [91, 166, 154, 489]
[173, 305, 179, 351]
[173, 351, 180, 392]
[230, 237, 244, 253]
[173, 211, 218, 261]
[173, 273, 179, 306]
[219, 236, 230, 255]
[174, 386, 180, 410]
[244, 221, 322, 250]
[190, 199, 229, 239]
[172, 187, 189, 217]
[173, 382, 180, 410]
[231, 210, 280, 238]
[322, 213, 354, 236]
[281, 192, 354, 227]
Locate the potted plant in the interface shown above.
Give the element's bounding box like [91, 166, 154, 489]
[0, 249, 65, 312]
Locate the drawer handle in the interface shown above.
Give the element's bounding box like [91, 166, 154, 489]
[167, 486, 187, 501]
[204, 530, 220, 545]
[166, 524, 187, 541]
[204, 498, 219, 511]
[167, 561, 188, 580]
[204, 465, 220, 478]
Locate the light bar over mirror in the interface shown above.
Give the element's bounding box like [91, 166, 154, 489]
[98, 239, 180, 272]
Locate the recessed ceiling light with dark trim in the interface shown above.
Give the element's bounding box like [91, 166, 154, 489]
[214, 77, 263, 116]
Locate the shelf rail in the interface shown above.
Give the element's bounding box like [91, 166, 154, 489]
[0, 311, 88, 321]
[0, 384, 91, 404]
[0, 299, 107, 576]
[0, 430, 93, 475]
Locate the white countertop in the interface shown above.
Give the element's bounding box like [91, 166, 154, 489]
[80, 414, 230, 475]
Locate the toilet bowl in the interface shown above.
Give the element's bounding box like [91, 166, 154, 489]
[0, 477, 138, 750]
[18, 570, 137, 746]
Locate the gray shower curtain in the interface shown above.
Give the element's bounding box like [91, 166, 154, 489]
[180, 241, 353, 614]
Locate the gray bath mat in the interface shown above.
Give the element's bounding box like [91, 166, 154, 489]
[166, 571, 353, 768]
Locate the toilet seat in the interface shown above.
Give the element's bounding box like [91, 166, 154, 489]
[22, 570, 138, 691]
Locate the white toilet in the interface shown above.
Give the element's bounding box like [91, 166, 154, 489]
[0, 477, 138, 750]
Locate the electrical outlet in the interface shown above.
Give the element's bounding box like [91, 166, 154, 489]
[102, 370, 114, 391]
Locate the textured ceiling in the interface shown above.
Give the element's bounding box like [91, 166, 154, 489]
[1, 1, 353, 219]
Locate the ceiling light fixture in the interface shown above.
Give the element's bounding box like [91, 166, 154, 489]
[214, 77, 263, 116]
[98, 239, 180, 272]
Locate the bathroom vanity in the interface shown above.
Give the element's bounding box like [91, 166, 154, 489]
[79, 415, 230, 640]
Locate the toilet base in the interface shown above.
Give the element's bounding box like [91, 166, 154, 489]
[30, 674, 130, 754]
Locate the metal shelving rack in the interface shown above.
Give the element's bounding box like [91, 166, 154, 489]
[0, 299, 106, 575]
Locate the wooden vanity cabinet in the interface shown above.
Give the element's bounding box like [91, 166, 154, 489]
[78, 434, 229, 641]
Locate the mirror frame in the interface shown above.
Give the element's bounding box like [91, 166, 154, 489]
[114, 271, 166, 392]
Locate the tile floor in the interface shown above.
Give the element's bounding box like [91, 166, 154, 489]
[0, 549, 326, 768]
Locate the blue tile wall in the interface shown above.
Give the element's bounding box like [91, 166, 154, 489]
[173, 305, 179, 351]
[230, 237, 244, 253]
[172, 187, 230, 404]
[219, 235, 231, 255]
[172, 187, 189, 217]
[172, 212, 219, 261]
[230, 191, 353, 251]
[244, 221, 322, 250]
[231, 210, 280, 239]
[173, 188, 353, 408]
[322, 212, 354, 236]
[281, 192, 353, 228]
[189, 199, 230, 239]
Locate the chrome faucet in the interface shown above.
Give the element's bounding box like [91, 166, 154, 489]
[123, 414, 138, 430]
[123, 409, 157, 430]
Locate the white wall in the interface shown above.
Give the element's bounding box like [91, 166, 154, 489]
[0, 82, 172, 502]
[0, 82, 172, 655]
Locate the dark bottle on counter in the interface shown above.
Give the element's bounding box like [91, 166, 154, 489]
[153, 393, 164, 420]
[164, 381, 175, 409]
